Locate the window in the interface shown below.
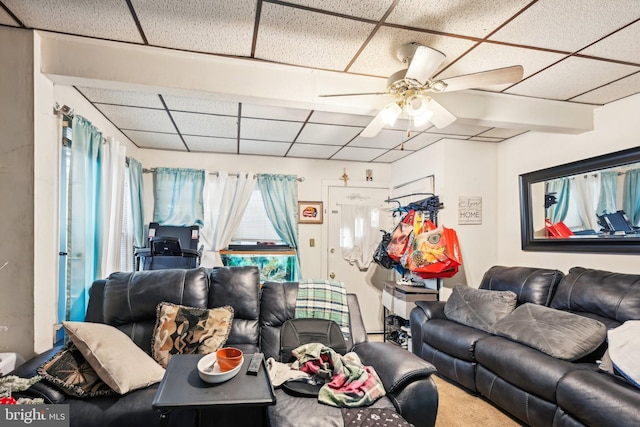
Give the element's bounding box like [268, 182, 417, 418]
[231, 188, 283, 244]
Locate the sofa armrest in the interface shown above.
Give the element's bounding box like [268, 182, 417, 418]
[353, 342, 438, 427]
[414, 300, 447, 320]
[8, 345, 67, 404]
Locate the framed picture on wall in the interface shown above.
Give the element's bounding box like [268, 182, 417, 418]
[298, 201, 323, 224]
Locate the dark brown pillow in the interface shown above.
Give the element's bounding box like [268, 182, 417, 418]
[38, 343, 116, 398]
[152, 302, 234, 368]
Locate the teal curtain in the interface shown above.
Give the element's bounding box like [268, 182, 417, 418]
[153, 167, 205, 227]
[545, 178, 571, 223]
[127, 157, 145, 248]
[596, 171, 618, 215]
[257, 174, 301, 278]
[623, 169, 640, 227]
[68, 115, 102, 321]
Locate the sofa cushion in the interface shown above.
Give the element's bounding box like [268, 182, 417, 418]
[607, 320, 640, 388]
[551, 267, 640, 323]
[63, 321, 165, 394]
[103, 268, 210, 353]
[151, 302, 234, 368]
[479, 265, 563, 306]
[37, 343, 116, 398]
[491, 303, 606, 361]
[444, 285, 517, 333]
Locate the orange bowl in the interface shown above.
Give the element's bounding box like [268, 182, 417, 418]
[216, 347, 243, 372]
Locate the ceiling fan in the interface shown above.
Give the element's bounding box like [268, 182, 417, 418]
[321, 43, 524, 137]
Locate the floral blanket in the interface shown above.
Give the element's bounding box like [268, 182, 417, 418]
[291, 343, 385, 408]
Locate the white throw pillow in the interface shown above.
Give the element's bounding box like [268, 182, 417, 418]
[608, 320, 640, 388]
[63, 321, 165, 394]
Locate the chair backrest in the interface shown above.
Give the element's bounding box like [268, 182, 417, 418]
[148, 222, 200, 251]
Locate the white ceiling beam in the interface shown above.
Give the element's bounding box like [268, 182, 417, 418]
[38, 31, 594, 134]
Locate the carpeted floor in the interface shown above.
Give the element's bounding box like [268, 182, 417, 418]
[433, 374, 524, 427]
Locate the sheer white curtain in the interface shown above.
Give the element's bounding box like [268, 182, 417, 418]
[571, 174, 601, 231]
[97, 136, 127, 278]
[201, 171, 256, 266]
[340, 205, 381, 270]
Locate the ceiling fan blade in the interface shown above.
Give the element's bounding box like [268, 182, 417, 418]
[318, 92, 388, 97]
[405, 45, 446, 86]
[441, 65, 524, 92]
[427, 99, 457, 129]
[360, 111, 387, 138]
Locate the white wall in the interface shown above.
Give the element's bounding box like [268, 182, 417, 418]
[497, 93, 640, 275]
[137, 149, 392, 279]
[391, 139, 499, 298]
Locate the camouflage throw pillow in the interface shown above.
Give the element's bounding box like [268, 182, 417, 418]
[38, 343, 116, 398]
[152, 302, 234, 368]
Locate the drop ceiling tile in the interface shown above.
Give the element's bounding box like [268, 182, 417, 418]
[123, 130, 184, 150]
[297, 123, 362, 145]
[309, 111, 373, 126]
[489, 1, 640, 52]
[172, 111, 238, 138]
[468, 137, 503, 142]
[436, 43, 566, 90]
[405, 132, 465, 150]
[350, 129, 407, 149]
[3, 0, 142, 43]
[183, 135, 237, 154]
[0, 7, 18, 26]
[373, 149, 414, 163]
[331, 146, 388, 162]
[571, 72, 640, 104]
[240, 140, 291, 157]
[479, 128, 528, 138]
[240, 118, 303, 141]
[387, 0, 532, 38]
[349, 26, 476, 78]
[242, 104, 310, 121]
[163, 95, 238, 116]
[131, 0, 256, 55]
[507, 56, 639, 100]
[580, 21, 640, 64]
[283, 0, 395, 20]
[286, 143, 340, 159]
[96, 104, 175, 133]
[255, 2, 375, 71]
[433, 122, 491, 136]
[78, 87, 163, 108]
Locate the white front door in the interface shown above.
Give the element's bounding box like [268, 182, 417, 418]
[326, 184, 393, 333]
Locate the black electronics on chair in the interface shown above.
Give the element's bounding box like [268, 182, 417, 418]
[134, 223, 204, 270]
[597, 210, 640, 234]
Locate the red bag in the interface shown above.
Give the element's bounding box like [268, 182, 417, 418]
[406, 224, 462, 278]
[387, 210, 416, 262]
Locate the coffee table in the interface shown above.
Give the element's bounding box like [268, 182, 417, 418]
[152, 354, 276, 427]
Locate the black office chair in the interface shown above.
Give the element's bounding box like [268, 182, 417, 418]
[134, 223, 203, 270]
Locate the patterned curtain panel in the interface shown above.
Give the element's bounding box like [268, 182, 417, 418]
[152, 167, 205, 227]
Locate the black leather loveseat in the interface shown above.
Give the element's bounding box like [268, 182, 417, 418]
[410, 265, 640, 427]
[11, 266, 438, 427]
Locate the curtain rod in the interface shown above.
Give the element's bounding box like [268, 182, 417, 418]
[142, 168, 304, 181]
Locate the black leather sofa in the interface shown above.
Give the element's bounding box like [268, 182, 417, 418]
[11, 266, 438, 427]
[410, 265, 640, 427]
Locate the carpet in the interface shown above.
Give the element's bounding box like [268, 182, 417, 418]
[433, 375, 524, 427]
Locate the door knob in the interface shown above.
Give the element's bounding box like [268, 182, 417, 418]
[330, 248, 335, 253]
[329, 272, 335, 279]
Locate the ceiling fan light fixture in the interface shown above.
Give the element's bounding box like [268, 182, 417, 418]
[412, 108, 434, 127]
[381, 102, 402, 126]
[406, 94, 429, 117]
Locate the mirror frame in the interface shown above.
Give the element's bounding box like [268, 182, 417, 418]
[520, 146, 640, 253]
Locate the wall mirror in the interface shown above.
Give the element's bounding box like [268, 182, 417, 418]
[520, 146, 640, 253]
